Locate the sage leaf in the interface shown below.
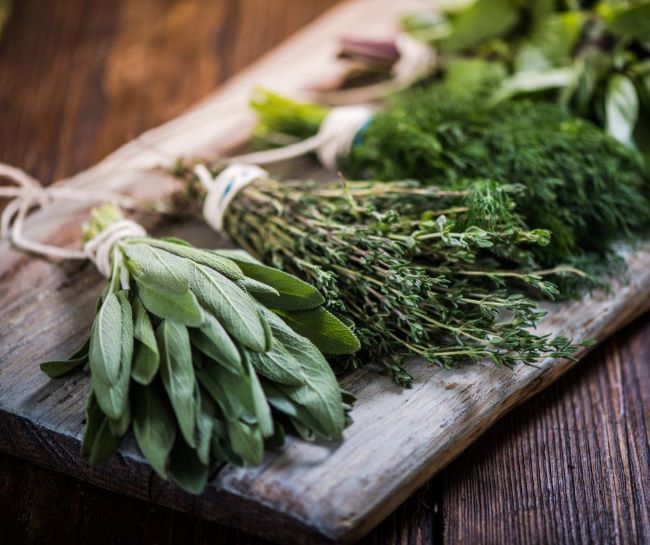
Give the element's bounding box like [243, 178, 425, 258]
[606, 74, 639, 145]
[210, 416, 243, 466]
[146, 240, 244, 281]
[137, 280, 204, 327]
[264, 310, 345, 440]
[262, 382, 301, 419]
[131, 297, 159, 385]
[89, 417, 123, 464]
[196, 367, 235, 422]
[196, 361, 256, 423]
[191, 313, 242, 373]
[217, 251, 324, 311]
[118, 291, 134, 387]
[123, 243, 190, 292]
[108, 402, 131, 437]
[262, 382, 329, 441]
[244, 354, 273, 438]
[247, 338, 305, 387]
[168, 437, 209, 495]
[40, 339, 89, 378]
[288, 416, 317, 442]
[133, 382, 176, 478]
[160, 236, 193, 247]
[259, 308, 273, 352]
[89, 292, 122, 385]
[190, 330, 238, 374]
[90, 292, 132, 419]
[190, 263, 267, 351]
[274, 307, 360, 355]
[226, 420, 264, 466]
[82, 391, 103, 458]
[236, 276, 279, 298]
[195, 387, 214, 466]
[157, 320, 197, 448]
[83, 392, 122, 465]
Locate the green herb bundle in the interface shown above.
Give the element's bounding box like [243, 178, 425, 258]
[408, 0, 650, 150]
[41, 204, 359, 493]
[172, 165, 577, 386]
[328, 0, 650, 150]
[250, 88, 650, 286]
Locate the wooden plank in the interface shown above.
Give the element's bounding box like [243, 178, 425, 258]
[441, 318, 650, 544]
[0, 0, 648, 543]
[0, 448, 440, 545]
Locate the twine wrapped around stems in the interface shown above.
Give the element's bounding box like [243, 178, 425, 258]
[0, 162, 143, 275]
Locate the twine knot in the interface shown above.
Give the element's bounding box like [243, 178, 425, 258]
[83, 219, 147, 278]
[194, 163, 268, 232]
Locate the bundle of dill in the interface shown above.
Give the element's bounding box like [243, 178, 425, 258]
[344, 90, 650, 267]
[172, 165, 576, 385]
[250, 88, 650, 286]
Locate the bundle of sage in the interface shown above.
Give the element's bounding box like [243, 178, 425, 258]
[37, 203, 359, 493]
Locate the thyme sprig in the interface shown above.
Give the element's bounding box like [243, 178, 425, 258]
[173, 166, 577, 386]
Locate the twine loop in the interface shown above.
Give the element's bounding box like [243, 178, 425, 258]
[0, 162, 138, 271]
[317, 33, 436, 105]
[229, 105, 373, 170]
[194, 163, 268, 232]
[83, 219, 147, 278]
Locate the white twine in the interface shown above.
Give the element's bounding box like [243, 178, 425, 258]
[228, 105, 373, 170]
[194, 163, 268, 232]
[0, 162, 141, 277]
[392, 33, 437, 86]
[83, 219, 147, 282]
[318, 33, 437, 105]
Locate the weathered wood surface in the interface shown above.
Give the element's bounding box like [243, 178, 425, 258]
[1, 1, 649, 544]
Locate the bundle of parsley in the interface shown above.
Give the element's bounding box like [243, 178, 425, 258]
[41, 203, 359, 493]
[172, 165, 577, 385]
[404, 0, 650, 150]
[324, 0, 650, 150]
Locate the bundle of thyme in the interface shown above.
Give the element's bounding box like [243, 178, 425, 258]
[172, 165, 577, 385]
[41, 204, 358, 493]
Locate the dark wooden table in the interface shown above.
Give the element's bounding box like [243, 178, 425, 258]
[1, 1, 648, 543]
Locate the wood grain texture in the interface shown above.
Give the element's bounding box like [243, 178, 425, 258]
[441, 317, 650, 545]
[0, 1, 648, 544]
[0, 448, 441, 545]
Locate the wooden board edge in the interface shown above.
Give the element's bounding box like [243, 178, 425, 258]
[311, 268, 650, 543]
[0, 409, 339, 545]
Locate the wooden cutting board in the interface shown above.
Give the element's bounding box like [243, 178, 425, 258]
[1, 1, 649, 543]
